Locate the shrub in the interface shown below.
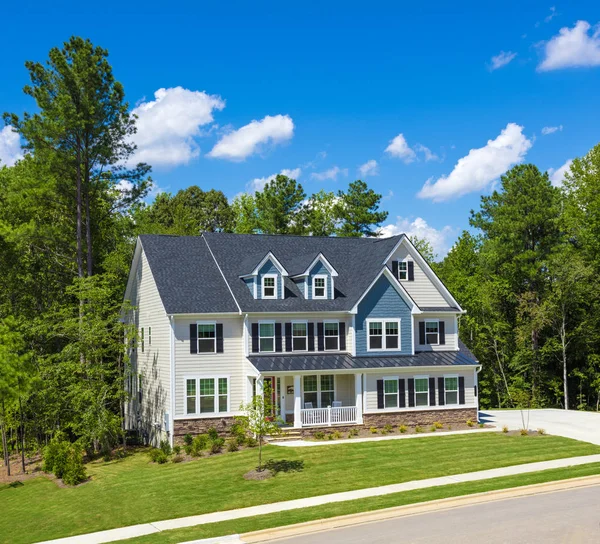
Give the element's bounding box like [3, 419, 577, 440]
[502, 425, 509, 433]
[314, 431, 326, 440]
[370, 426, 378, 434]
[173, 445, 181, 456]
[433, 421, 443, 430]
[183, 434, 193, 446]
[207, 427, 219, 441]
[191, 434, 209, 456]
[478, 422, 485, 428]
[43, 434, 70, 478]
[245, 436, 258, 448]
[466, 419, 475, 427]
[159, 440, 172, 456]
[184, 444, 193, 456]
[148, 448, 168, 464]
[430, 425, 437, 432]
[520, 428, 529, 436]
[327, 433, 334, 440]
[537, 428, 546, 436]
[210, 437, 225, 454]
[398, 424, 407, 433]
[62, 445, 87, 486]
[348, 428, 359, 438]
[415, 425, 423, 433]
[331, 430, 342, 440]
[227, 438, 239, 452]
[171, 455, 184, 463]
[383, 424, 393, 434]
[446, 424, 452, 431]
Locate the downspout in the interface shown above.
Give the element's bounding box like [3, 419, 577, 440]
[169, 315, 175, 447]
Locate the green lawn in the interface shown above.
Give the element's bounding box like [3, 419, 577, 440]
[1, 433, 599, 544]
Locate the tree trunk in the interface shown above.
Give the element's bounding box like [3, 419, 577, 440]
[19, 397, 26, 473]
[561, 316, 569, 410]
[1, 402, 10, 477]
[258, 436, 262, 471]
[84, 166, 93, 277]
[76, 141, 83, 278]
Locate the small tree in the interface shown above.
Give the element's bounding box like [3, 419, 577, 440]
[237, 395, 282, 472]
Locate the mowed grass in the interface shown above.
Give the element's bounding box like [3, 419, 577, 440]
[1, 433, 599, 544]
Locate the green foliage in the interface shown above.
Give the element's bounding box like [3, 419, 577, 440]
[183, 434, 193, 446]
[466, 419, 475, 427]
[433, 421, 443, 430]
[210, 437, 225, 455]
[190, 434, 209, 456]
[226, 438, 239, 452]
[313, 431, 326, 440]
[398, 424, 408, 433]
[62, 444, 87, 485]
[254, 175, 306, 234]
[207, 427, 219, 441]
[159, 440, 172, 456]
[383, 424, 394, 434]
[369, 426, 378, 434]
[348, 428, 359, 438]
[173, 445, 181, 456]
[171, 455, 184, 463]
[43, 434, 87, 484]
[537, 428, 546, 436]
[335, 180, 388, 237]
[502, 425, 509, 433]
[415, 426, 423, 433]
[331, 430, 342, 440]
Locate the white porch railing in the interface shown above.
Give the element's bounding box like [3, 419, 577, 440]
[300, 406, 357, 427]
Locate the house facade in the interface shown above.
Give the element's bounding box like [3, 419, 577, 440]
[123, 232, 480, 446]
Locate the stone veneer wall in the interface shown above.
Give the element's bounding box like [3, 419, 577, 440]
[173, 417, 235, 444]
[363, 407, 477, 427]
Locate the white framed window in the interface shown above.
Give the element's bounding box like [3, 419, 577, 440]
[258, 322, 275, 353]
[414, 376, 429, 407]
[140, 327, 144, 353]
[185, 376, 229, 416]
[324, 321, 339, 351]
[445, 375, 458, 405]
[302, 374, 335, 408]
[384, 377, 399, 409]
[367, 319, 401, 351]
[312, 274, 328, 299]
[197, 322, 216, 353]
[148, 326, 152, 346]
[425, 321, 439, 345]
[292, 321, 308, 351]
[320, 375, 334, 407]
[397, 261, 408, 281]
[262, 274, 277, 299]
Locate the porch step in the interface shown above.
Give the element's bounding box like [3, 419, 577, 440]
[267, 431, 302, 442]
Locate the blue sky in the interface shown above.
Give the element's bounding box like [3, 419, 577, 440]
[1, 1, 599, 255]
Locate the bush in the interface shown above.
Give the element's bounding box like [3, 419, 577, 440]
[398, 424, 407, 433]
[210, 437, 225, 454]
[171, 455, 184, 463]
[43, 434, 70, 478]
[184, 444, 193, 456]
[502, 425, 509, 433]
[173, 445, 181, 455]
[183, 433, 193, 446]
[520, 428, 529, 436]
[331, 430, 342, 440]
[227, 438, 239, 452]
[383, 424, 393, 434]
[148, 448, 168, 464]
[537, 428, 546, 436]
[191, 434, 209, 456]
[314, 431, 326, 440]
[159, 440, 172, 456]
[62, 444, 87, 486]
[466, 419, 475, 427]
[478, 422, 485, 428]
[207, 427, 219, 441]
[415, 425, 423, 433]
[433, 421, 443, 430]
[430, 425, 437, 432]
[245, 436, 258, 448]
[370, 426, 378, 434]
[348, 428, 359, 438]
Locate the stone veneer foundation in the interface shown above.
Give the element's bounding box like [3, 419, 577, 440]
[173, 417, 235, 444]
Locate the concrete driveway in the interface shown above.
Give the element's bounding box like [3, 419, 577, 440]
[481, 409, 600, 445]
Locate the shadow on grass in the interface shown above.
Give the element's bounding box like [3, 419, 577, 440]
[264, 459, 304, 474]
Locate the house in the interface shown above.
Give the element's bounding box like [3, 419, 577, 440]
[123, 232, 480, 445]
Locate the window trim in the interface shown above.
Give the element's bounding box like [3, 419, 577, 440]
[258, 320, 276, 353]
[397, 260, 408, 281]
[312, 274, 328, 299]
[148, 326, 152, 346]
[302, 374, 336, 408]
[261, 273, 278, 299]
[140, 327, 144, 353]
[291, 320, 309, 352]
[196, 321, 217, 354]
[444, 374, 459, 406]
[424, 319, 439, 346]
[323, 320, 340, 351]
[184, 375, 230, 416]
[366, 318, 401, 351]
[383, 376, 400, 410]
[414, 374, 430, 408]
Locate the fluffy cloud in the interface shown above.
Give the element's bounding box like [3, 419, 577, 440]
[379, 216, 457, 257]
[538, 21, 600, 71]
[0, 126, 22, 166]
[417, 123, 532, 202]
[385, 133, 416, 163]
[128, 87, 225, 167]
[311, 166, 348, 181]
[489, 51, 517, 71]
[548, 159, 573, 187]
[541, 125, 563, 135]
[247, 167, 301, 193]
[208, 114, 294, 161]
[414, 144, 440, 162]
[358, 159, 379, 177]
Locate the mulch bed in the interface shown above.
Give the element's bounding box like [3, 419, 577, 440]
[243, 468, 273, 480]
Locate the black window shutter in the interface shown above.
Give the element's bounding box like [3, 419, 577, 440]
[474, 384, 478, 397]
[308, 323, 315, 351]
[419, 322, 425, 345]
[408, 261, 414, 281]
[285, 323, 292, 352]
[408, 378, 415, 407]
[377, 379, 384, 409]
[190, 324, 198, 354]
[275, 323, 282, 352]
[459, 376, 465, 404]
[429, 377, 436, 406]
[317, 322, 325, 351]
[216, 324, 224, 353]
[439, 321, 446, 345]
[398, 378, 406, 408]
[339, 322, 346, 351]
[438, 377, 445, 406]
[251, 323, 259, 353]
[392, 260, 399, 279]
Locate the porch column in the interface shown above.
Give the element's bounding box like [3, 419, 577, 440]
[355, 373, 363, 424]
[256, 376, 264, 398]
[293, 375, 302, 428]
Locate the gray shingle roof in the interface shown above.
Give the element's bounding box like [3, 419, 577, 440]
[249, 341, 478, 373]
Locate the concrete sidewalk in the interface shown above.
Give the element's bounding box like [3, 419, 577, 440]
[40, 453, 600, 544]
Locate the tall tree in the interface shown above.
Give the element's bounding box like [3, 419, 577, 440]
[231, 193, 259, 234]
[336, 180, 388, 237]
[299, 190, 339, 236]
[254, 175, 306, 234]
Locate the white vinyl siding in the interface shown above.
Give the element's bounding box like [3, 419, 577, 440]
[415, 314, 459, 351]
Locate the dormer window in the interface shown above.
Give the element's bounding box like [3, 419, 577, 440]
[313, 275, 327, 299]
[398, 262, 408, 281]
[262, 274, 277, 299]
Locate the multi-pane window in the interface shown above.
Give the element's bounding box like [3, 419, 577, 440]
[320, 375, 334, 407]
[140, 327, 144, 353]
[292, 322, 308, 351]
[259, 322, 275, 352]
[199, 378, 215, 413]
[368, 320, 400, 350]
[313, 275, 327, 298]
[187, 377, 229, 415]
[324, 322, 339, 350]
[384, 378, 399, 409]
[198, 323, 216, 353]
[415, 377, 429, 407]
[148, 326, 152, 346]
[303, 375, 318, 407]
[425, 321, 439, 345]
[218, 378, 228, 412]
[398, 261, 408, 280]
[262, 275, 276, 298]
[445, 376, 458, 405]
[186, 379, 196, 414]
[303, 375, 335, 408]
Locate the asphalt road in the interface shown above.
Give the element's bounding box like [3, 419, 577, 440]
[274, 485, 600, 544]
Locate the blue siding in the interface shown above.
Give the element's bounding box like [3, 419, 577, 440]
[257, 260, 282, 299]
[355, 275, 412, 356]
[307, 261, 333, 299]
[244, 277, 255, 296]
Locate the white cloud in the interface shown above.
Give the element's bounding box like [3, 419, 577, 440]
[414, 143, 440, 162]
[358, 159, 379, 177]
[385, 133, 416, 163]
[208, 114, 294, 161]
[129, 87, 225, 167]
[545, 6, 557, 24]
[115, 179, 134, 193]
[417, 123, 533, 202]
[311, 166, 348, 181]
[538, 20, 600, 71]
[379, 216, 457, 257]
[247, 167, 301, 193]
[541, 125, 563, 135]
[0, 126, 22, 166]
[489, 51, 517, 71]
[548, 159, 573, 186]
